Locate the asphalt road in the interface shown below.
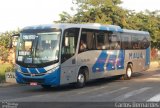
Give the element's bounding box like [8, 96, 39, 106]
[0, 69, 160, 107]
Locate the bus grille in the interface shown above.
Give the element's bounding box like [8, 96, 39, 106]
[23, 78, 44, 83]
[21, 73, 46, 76]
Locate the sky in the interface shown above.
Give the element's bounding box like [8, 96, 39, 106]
[121, 0, 160, 11]
[0, 0, 160, 33]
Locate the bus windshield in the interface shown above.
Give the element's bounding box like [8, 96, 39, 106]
[16, 30, 61, 65]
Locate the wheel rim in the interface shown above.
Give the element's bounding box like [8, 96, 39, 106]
[127, 68, 132, 78]
[78, 74, 85, 84]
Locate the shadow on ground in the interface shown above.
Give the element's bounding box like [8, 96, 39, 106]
[27, 75, 131, 92]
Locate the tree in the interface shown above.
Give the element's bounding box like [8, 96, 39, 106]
[55, 12, 73, 23]
[56, 0, 160, 48]
[0, 30, 20, 63]
[126, 10, 160, 48]
[57, 0, 128, 27]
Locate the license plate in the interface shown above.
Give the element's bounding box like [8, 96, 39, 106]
[30, 82, 38, 86]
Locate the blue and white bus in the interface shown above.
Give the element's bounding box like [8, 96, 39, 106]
[15, 23, 150, 88]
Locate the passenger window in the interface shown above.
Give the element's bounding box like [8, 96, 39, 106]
[95, 31, 111, 50]
[61, 28, 79, 63]
[79, 29, 95, 53]
[109, 34, 121, 50]
[96, 32, 105, 50]
[79, 29, 115, 52]
[121, 34, 132, 49]
[132, 36, 140, 49]
[79, 38, 87, 52]
[141, 36, 150, 49]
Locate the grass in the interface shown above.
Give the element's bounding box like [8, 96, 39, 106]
[0, 63, 13, 83]
[151, 58, 160, 66]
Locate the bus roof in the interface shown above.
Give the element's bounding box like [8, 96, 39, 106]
[122, 29, 150, 35]
[22, 23, 122, 32]
[22, 23, 150, 35]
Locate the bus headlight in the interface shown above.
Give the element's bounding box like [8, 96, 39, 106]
[15, 65, 21, 72]
[46, 66, 59, 74]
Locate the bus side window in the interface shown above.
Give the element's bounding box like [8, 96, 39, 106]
[104, 33, 110, 49]
[132, 35, 140, 49]
[95, 31, 110, 50]
[109, 34, 121, 50]
[96, 32, 105, 50]
[79, 29, 95, 53]
[141, 36, 150, 49]
[121, 35, 132, 50]
[79, 33, 87, 52]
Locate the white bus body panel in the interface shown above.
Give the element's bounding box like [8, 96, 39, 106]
[60, 48, 150, 85]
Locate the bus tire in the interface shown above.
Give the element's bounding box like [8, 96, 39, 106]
[123, 64, 132, 80]
[76, 70, 86, 88]
[41, 85, 52, 89]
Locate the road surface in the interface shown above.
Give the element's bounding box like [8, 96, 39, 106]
[0, 69, 160, 107]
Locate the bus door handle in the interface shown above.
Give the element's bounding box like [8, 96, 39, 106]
[72, 59, 76, 64]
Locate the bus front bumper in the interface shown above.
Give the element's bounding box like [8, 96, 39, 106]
[15, 68, 60, 86]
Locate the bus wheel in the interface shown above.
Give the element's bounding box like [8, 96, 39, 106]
[41, 85, 52, 89]
[123, 64, 132, 80]
[76, 70, 86, 88]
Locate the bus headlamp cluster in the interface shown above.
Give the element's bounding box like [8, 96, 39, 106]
[46, 66, 59, 74]
[15, 65, 21, 73]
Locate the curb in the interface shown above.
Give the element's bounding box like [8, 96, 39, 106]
[0, 83, 17, 87]
[147, 67, 160, 72]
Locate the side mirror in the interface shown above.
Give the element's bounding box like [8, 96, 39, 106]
[9, 34, 20, 48]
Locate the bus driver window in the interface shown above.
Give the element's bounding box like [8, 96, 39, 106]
[79, 40, 87, 52]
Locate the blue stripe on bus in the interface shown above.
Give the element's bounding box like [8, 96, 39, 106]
[99, 26, 122, 32]
[37, 68, 46, 73]
[92, 50, 125, 73]
[108, 27, 116, 32]
[29, 68, 38, 74]
[117, 50, 125, 69]
[92, 51, 108, 72]
[20, 66, 28, 73]
[19, 67, 46, 74]
[106, 51, 117, 71]
[99, 26, 108, 31]
[145, 47, 150, 66]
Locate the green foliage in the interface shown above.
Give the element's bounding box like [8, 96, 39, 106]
[56, 0, 160, 48]
[126, 10, 160, 43]
[0, 63, 13, 83]
[57, 0, 127, 26]
[0, 30, 20, 47]
[0, 34, 10, 48]
[0, 47, 9, 62]
[0, 30, 20, 63]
